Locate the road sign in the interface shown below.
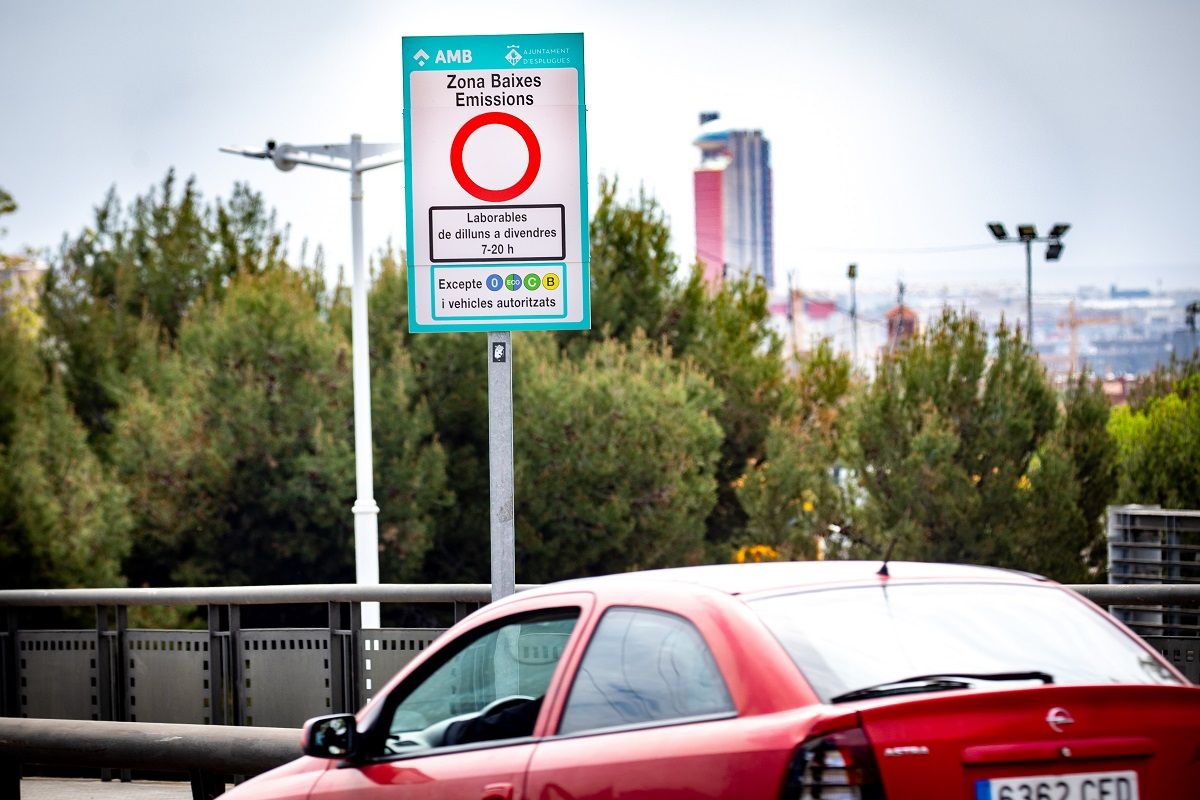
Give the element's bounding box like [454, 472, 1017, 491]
[403, 33, 589, 332]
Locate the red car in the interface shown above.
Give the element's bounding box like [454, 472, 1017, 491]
[226, 561, 1198, 799]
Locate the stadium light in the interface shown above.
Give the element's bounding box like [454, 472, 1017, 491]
[987, 221, 1071, 345]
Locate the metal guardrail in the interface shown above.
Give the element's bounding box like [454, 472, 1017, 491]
[1071, 583, 1200, 684]
[3, 580, 1189, 607]
[0, 583, 537, 730]
[0, 584, 527, 798]
[0, 583, 514, 607]
[1067, 583, 1200, 605]
[0, 717, 299, 799]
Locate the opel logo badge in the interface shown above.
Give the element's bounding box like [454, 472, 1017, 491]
[1046, 707, 1075, 733]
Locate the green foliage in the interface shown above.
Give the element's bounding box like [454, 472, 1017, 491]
[9, 167, 1135, 591]
[0, 186, 14, 238]
[669, 267, 788, 548]
[847, 310, 1111, 580]
[113, 269, 446, 586]
[565, 177, 788, 550]
[0, 314, 131, 588]
[360, 255, 452, 582]
[1109, 374, 1200, 509]
[362, 255, 489, 582]
[577, 175, 679, 343]
[513, 334, 723, 581]
[41, 171, 288, 444]
[1126, 352, 1200, 412]
[736, 341, 854, 559]
[1057, 372, 1119, 571]
[363, 229, 730, 582]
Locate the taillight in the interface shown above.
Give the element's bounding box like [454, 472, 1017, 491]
[782, 727, 885, 800]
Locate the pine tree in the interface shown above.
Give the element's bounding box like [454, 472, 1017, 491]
[848, 310, 1114, 581]
[0, 314, 131, 588]
[113, 268, 447, 586]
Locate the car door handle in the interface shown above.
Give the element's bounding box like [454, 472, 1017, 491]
[482, 782, 514, 800]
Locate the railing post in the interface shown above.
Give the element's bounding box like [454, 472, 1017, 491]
[206, 606, 227, 726]
[115, 605, 128, 721]
[350, 600, 363, 711]
[116, 605, 131, 783]
[453, 600, 481, 624]
[95, 606, 114, 721]
[0, 756, 18, 798]
[190, 767, 227, 800]
[97, 605, 114, 783]
[2, 608, 17, 718]
[207, 603, 244, 726]
[227, 605, 243, 727]
[327, 601, 361, 714]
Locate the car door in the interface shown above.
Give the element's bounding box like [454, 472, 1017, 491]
[309, 596, 592, 800]
[524, 605, 790, 799]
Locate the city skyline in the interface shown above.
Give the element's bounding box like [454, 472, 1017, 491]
[2, 0, 1199, 295]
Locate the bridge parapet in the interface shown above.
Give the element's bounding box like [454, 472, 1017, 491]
[0, 584, 535, 728]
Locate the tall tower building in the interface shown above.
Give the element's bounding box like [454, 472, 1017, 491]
[693, 112, 775, 289]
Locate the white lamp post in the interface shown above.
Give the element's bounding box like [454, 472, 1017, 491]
[221, 135, 402, 629]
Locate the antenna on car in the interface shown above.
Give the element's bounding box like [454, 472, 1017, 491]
[877, 537, 898, 577]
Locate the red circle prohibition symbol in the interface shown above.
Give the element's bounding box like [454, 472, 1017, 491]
[449, 112, 541, 202]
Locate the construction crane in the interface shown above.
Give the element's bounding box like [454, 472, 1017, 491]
[1056, 300, 1129, 375]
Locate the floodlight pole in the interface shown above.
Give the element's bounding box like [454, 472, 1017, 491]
[986, 223, 1070, 348]
[221, 135, 402, 629]
[1024, 238, 1033, 343]
[848, 263, 859, 368]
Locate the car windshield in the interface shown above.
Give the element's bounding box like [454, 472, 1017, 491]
[748, 582, 1182, 703]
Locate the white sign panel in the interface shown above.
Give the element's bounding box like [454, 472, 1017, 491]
[403, 33, 589, 332]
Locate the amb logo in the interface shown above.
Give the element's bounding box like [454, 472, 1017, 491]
[412, 48, 473, 67]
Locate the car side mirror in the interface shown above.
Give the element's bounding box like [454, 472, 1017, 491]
[302, 713, 361, 760]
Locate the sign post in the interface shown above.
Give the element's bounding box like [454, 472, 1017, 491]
[403, 33, 588, 600]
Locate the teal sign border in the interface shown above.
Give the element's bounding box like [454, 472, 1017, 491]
[403, 32, 589, 332]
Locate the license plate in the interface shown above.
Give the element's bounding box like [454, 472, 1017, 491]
[975, 770, 1138, 800]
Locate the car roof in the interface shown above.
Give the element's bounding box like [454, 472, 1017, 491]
[533, 560, 1049, 600]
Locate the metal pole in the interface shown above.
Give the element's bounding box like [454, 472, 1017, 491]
[348, 134, 381, 629]
[1025, 238, 1034, 346]
[848, 264, 858, 368]
[487, 331, 516, 602]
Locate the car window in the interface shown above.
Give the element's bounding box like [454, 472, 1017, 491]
[384, 610, 578, 753]
[557, 607, 734, 736]
[749, 582, 1184, 703]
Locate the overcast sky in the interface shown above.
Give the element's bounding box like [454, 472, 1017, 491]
[2, 0, 1198, 295]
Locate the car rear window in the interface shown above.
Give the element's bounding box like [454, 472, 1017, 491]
[748, 582, 1183, 703]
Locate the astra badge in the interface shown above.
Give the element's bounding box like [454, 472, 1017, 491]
[884, 746, 930, 757]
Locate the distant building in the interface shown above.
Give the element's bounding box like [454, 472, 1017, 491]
[1089, 336, 1173, 375]
[1100, 375, 1133, 405]
[0, 255, 46, 312]
[1171, 327, 1199, 361]
[693, 112, 774, 289]
[1109, 285, 1152, 300]
[885, 304, 919, 350]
